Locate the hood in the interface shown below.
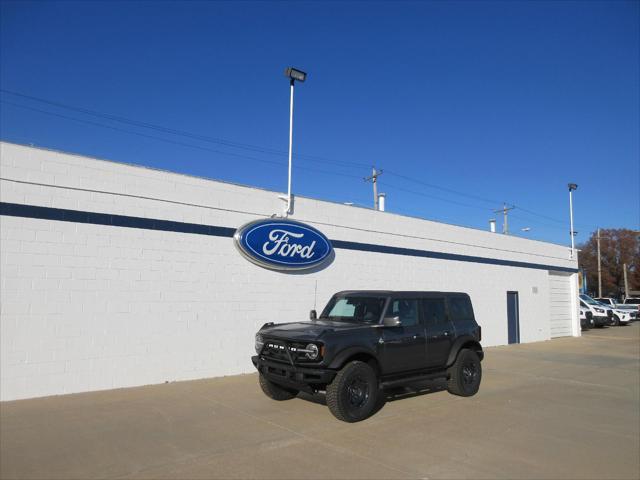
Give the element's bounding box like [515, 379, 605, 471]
[260, 319, 372, 341]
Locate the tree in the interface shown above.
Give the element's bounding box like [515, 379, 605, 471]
[578, 229, 640, 298]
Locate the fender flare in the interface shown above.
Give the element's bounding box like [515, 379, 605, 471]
[328, 346, 379, 370]
[446, 335, 483, 367]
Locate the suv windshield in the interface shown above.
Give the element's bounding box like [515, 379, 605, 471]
[625, 299, 640, 305]
[320, 296, 387, 323]
[580, 294, 599, 305]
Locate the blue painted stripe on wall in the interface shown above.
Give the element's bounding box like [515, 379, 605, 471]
[330, 240, 576, 273]
[0, 202, 577, 273]
[0, 202, 236, 238]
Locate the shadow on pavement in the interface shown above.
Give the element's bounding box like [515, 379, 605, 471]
[295, 379, 447, 416]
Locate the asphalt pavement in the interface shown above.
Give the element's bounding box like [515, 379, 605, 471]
[1, 323, 639, 479]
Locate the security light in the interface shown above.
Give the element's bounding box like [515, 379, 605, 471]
[568, 183, 578, 191]
[285, 67, 307, 83]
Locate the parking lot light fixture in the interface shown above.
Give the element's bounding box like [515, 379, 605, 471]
[568, 183, 578, 258]
[285, 67, 307, 83]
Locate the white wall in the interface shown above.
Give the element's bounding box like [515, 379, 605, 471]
[0, 142, 578, 401]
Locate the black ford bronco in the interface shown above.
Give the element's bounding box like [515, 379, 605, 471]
[252, 290, 483, 422]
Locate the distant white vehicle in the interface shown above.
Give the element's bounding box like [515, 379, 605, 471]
[608, 307, 632, 326]
[595, 298, 637, 322]
[579, 295, 610, 327]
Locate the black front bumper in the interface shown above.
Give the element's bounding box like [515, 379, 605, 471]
[252, 356, 336, 393]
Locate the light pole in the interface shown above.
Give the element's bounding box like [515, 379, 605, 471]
[281, 67, 307, 217]
[568, 183, 578, 258]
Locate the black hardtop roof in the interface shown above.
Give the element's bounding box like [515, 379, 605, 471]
[334, 290, 470, 297]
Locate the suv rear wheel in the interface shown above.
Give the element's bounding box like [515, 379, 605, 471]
[258, 374, 298, 401]
[326, 361, 378, 422]
[447, 348, 482, 397]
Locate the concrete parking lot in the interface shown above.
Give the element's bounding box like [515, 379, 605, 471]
[1, 323, 639, 480]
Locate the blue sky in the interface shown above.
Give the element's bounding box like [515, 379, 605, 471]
[1, 0, 638, 246]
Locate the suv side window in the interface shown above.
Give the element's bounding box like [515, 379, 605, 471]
[386, 299, 420, 326]
[448, 296, 474, 323]
[422, 297, 447, 326]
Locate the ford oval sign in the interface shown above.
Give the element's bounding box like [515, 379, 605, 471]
[234, 219, 333, 272]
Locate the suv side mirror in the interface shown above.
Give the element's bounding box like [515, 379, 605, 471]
[310, 309, 317, 320]
[383, 316, 402, 327]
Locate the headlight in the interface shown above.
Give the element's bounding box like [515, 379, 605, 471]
[255, 334, 264, 354]
[305, 343, 319, 360]
[595, 308, 604, 313]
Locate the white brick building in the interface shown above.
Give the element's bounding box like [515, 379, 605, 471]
[0, 142, 579, 401]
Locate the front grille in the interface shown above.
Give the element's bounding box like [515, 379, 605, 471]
[260, 339, 311, 364]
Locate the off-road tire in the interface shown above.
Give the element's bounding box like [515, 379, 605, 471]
[258, 374, 298, 401]
[326, 361, 379, 423]
[447, 348, 482, 397]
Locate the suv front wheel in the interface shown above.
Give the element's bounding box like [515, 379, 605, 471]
[326, 361, 379, 422]
[447, 348, 482, 397]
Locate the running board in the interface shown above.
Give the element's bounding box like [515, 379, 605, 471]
[380, 371, 448, 389]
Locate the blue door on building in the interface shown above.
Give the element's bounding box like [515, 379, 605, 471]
[507, 291, 520, 344]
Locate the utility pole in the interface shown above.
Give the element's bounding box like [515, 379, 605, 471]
[597, 228, 602, 298]
[623, 263, 629, 299]
[494, 204, 515, 234]
[364, 167, 383, 210]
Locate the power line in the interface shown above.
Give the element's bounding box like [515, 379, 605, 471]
[1, 90, 600, 235]
[509, 213, 567, 232]
[0, 100, 366, 183]
[385, 170, 501, 206]
[386, 169, 598, 233]
[3, 95, 504, 216]
[382, 181, 493, 212]
[0, 89, 370, 170]
[516, 204, 593, 228]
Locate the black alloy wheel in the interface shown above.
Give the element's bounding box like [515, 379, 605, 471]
[327, 361, 379, 422]
[447, 348, 482, 397]
[462, 359, 479, 387]
[346, 374, 370, 408]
